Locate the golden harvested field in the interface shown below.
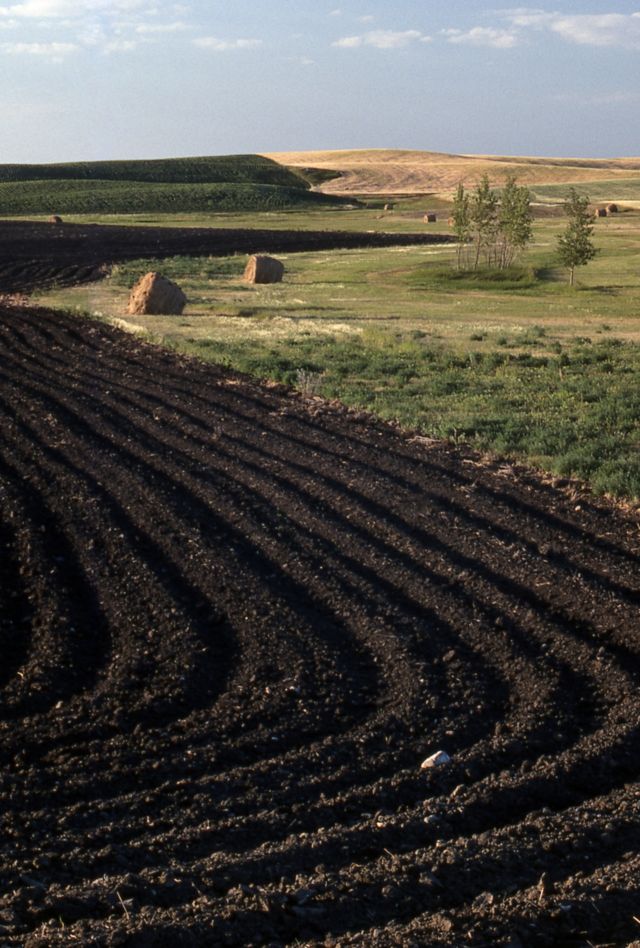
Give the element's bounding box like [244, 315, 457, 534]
[265, 148, 640, 196]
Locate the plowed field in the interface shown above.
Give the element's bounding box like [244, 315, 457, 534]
[0, 221, 453, 295]
[1, 302, 639, 947]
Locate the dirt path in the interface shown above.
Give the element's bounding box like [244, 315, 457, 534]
[1, 302, 639, 946]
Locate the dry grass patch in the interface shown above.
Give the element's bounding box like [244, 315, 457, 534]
[265, 148, 640, 196]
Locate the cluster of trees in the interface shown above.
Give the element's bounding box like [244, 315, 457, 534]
[451, 177, 597, 284]
[451, 174, 533, 271]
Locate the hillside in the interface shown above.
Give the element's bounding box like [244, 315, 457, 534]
[0, 154, 307, 188]
[0, 154, 352, 216]
[266, 148, 640, 198]
[0, 180, 346, 216]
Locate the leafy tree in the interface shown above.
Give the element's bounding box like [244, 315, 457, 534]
[451, 182, 471, 269]
[557, 188, 597, 285]
[451, 174, 532, 272]
[498, 174, 533, 268]
[470, 174, 498, 269]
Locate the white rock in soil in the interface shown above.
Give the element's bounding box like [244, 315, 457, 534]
[420, 751, 451, 770]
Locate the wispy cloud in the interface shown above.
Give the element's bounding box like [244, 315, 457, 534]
[333, 29, 431, 49]
[193, 36, 263, 52]
[0, 38, 77, 60]
[0, 0, 149, 15]
[0, 0, 191, 56]
[442, 9, 640, 51]
[444, 26, 519, 48]
[501, 8, 640, 49]
[135, 21, 189, 34]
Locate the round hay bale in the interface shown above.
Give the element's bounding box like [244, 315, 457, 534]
[49, 215, 63, 224]
[594, 207, 607, 218]
[423, 213, 437, 223]
[128, 272, 187, 315]
[606, 203, 619, 214]
[243, 254, 285, 285]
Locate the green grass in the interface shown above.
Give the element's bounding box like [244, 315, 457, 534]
[34, 208, 640, 500]
[173, 333, 640, 498]
[0, 153, 361, 215]
[532, 178, 640, 203]
[0, 154, 307, 187]
[0, 179, 349, 215]
[406, 265, 542, 291]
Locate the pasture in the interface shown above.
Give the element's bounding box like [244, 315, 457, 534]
[35, 203, 640, 499]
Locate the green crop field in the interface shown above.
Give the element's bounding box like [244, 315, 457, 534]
[0, 179, 350, 216]
[0, 153, 354, 215]
[0, 154, 307, 186]
[35, 204, 640, 501]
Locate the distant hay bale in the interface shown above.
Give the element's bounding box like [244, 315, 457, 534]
[128, 272, 187, 315]
[423, 213, 437, 223]
[594, 207, 607, 218]
[606, 203, 619, 214]
[448, 217, 455, 226]
[383, 203, 394, 211]
[243, 254, 285, 284]
[49, 215, 63, 224]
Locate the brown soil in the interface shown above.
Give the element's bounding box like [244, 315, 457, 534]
[1, 300, 639, 947]
[0, 220, 454, 295]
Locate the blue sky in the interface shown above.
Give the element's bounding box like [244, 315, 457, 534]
[0, 1, 639, 162]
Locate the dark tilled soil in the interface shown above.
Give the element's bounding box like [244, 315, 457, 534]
[1, 302, 639, 947]
[0, 220, 455, 294]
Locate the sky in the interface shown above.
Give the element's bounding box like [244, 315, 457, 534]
[0, 1, 639, 163]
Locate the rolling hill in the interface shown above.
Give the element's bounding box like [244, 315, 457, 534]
[266, 148, 640, 200]
[0, 154, 350, 216]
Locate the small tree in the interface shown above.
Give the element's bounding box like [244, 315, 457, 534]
[498, 174, 533, 269]
[451, 182, 471, 269]
[557, 188, 597, 285]
[470, 174, 498, 269]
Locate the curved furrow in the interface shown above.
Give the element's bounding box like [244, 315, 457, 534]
[11, 309, 639, 611]
[0, 395, 233, 725]
[0, 360, 388, 772]
[0, 448, 112, 715]
[0, 336, 448, 724]
[0, 334, 624, 724]
[2, 326, 632, 824]
[0, 337, 571, 783]
[2, 326, 619, 709]
[1, 303, 639, 948]
[0, 481, 36, 691]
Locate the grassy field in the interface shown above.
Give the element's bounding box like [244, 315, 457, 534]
[0, 154, 307, 186]
[7, 204, 450, 232]
[34, 202, 640, 500]
[0, 180, 350, 216]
